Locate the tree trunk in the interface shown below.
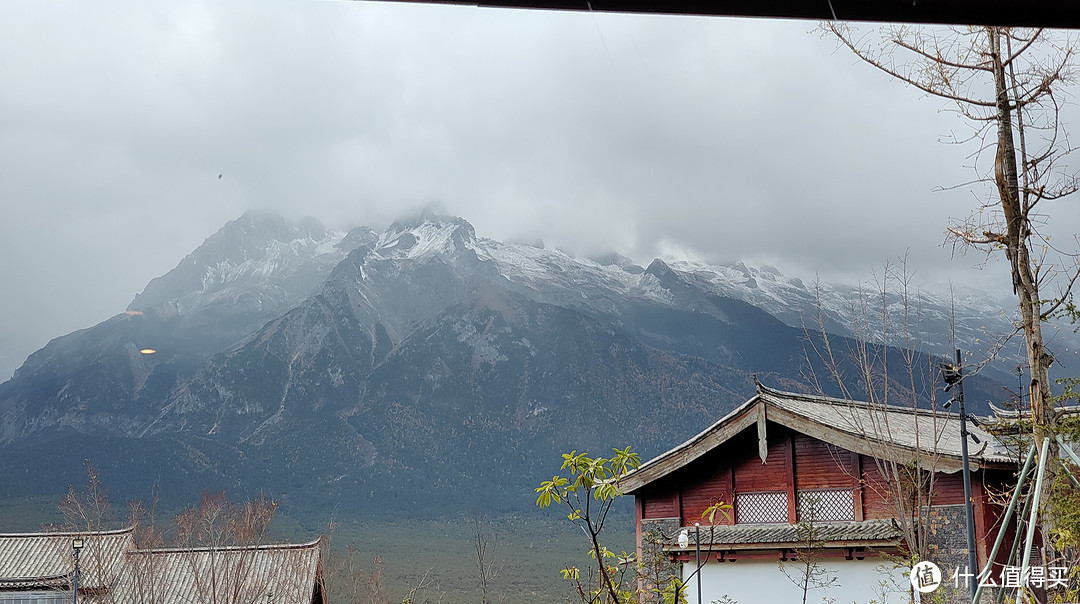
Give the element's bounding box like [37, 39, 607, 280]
[989, 26, 1058, 574]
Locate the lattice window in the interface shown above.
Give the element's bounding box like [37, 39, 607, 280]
[797, 489, 855, 521]
[735, 491, 788, 523]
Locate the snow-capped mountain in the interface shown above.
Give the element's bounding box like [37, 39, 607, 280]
[127, 211, 365, 350]
[0, 211, 1026, 517]
[642, 258, 1038, 385]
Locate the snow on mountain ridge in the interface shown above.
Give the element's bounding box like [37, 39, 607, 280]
[474, 235, 676, 311]
[375, 214, 478, 261]
[198, 233, 348, 292]
[129, 211, 1073, 378]
[131, 212, 348, 314]
[401, 217, 1015, 364]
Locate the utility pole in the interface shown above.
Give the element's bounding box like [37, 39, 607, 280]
[72, 537, 84, 604]
[942, 349, 978, 603]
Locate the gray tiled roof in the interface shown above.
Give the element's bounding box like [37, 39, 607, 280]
[0, 528, 133, 592]
[109, 540, 322, 604]
[668, 518, 903, 548]
[623, 383, 1017, 493]
[1, 528, 322, 604]
[758, 386, 1015, 466]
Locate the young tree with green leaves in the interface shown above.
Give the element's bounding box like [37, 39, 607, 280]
[535, 447, 640, 604]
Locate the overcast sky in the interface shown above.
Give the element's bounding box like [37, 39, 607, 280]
[2, 1, 1078, 380]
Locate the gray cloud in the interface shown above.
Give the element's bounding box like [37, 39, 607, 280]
[1, 1, 1076, 379]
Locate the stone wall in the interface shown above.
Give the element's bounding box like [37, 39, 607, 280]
[926, 504, 969, 573]
[925, 504, 992, 604]
[638, 518, 681, 603]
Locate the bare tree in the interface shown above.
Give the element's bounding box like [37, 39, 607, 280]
[122, 490, 168, 604]
[804, 261, 949, 565]
[473, 522, 502, 604]
[174, 491, 276, 550]
[319, 522, 444, 604]
[778, 496, 838, 604]
[170, 491, 278, 604]
[58, 460, 113, 534]
[325, 547, 392, 604]
[56, 461, 130, 604]
[825, 22, 1080, 570]
[53, 467, 326, 604]
[400, 569, 440, 604]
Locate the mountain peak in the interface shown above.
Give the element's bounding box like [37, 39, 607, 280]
[587, 252, 645, 274]
[128, 212, 343, 315]
[229, 211, 326, 242]
[645, 258, 672, 277]
[380, 212, 477, 259]
[388, 206, 472, 232]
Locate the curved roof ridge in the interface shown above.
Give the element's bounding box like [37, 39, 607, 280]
[0, 572, 70, 582]
[131, 537, 321, 555]
[756, 382, 962, 419]
[0, 525, 136, 538]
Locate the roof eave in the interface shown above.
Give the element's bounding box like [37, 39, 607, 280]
[663, 538, 903, 552]
[623, 386, 1011, 493]
[622, 394, 762, 493]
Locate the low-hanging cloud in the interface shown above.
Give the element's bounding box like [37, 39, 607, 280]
[1, 0, 1074, 380]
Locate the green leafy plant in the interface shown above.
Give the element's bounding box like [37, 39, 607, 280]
[536, 447, 640, 604]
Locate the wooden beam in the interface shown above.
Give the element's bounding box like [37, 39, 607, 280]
[725, 465, 734, 525]
[386, 0, 1080, 29]
[674, 488, 683, 526]
[757, 403, 768, 464]
[973, 471, 987, 567]
[635, 496, 644, 570]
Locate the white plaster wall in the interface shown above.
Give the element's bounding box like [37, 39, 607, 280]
[682, 558, 910, 604]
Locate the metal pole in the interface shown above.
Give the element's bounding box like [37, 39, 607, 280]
[998, 487, 1035, 604]
[973, 443, 1037, 602]
[695, 524, 701, 604]
[956, 349, 978, 603]
[1021, 438, 1051, 580]
[1055, 435, 1080, 469]
[72, 545, 80, 604]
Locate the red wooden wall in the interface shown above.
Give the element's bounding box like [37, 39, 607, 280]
[636, 421, 988, 527]
[792, 433, 856, 490]
[639, 423, 858, 525]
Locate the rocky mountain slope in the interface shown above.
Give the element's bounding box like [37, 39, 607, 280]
[0, 211, 1024, 517]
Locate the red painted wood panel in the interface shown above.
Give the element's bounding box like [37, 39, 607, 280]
[793, 433, 857, 490]
[642, 493, 677, 518]
[680, 461, 733, 525]
[981, 469, 1018, 570]
[732, 425, 790, 492]
[930, 471, 966, 506]
[634, 420, 1011, 547]
[860, 456, 896, 520]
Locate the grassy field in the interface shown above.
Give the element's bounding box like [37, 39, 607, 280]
[0, 497, 635, 604]
[0, 495, 67, 530]
[295, 513, 636, 604]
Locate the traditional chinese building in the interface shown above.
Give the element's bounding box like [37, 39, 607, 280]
[622, 382, 1019, 603]
[0, 528, 324, 604]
